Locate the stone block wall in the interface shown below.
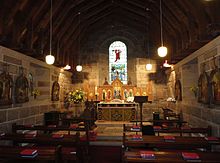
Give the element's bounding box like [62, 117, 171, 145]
[0, 46, 74, 133]
[167, 36, 220, 136]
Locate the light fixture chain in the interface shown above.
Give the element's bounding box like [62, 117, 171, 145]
[50, 0, 53, 55]
[78, 12, 81, 64]
[160, 0, 163, 46]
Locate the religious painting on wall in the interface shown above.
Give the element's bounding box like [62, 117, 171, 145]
[210, 68, 220, 104]
[15, 70, 29, 103]
[0, 71, 13, 106]
[198, 72, 210, 104]
[51, 81, 60, 101]
[175, 80, 182, 101]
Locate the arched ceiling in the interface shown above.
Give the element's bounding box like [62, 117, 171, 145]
[0, 0, 219, 67]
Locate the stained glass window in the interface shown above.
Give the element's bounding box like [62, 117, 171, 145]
[109, 41, 127, 84]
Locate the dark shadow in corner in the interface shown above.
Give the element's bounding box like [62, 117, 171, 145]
[71, 71, 89, 84]
[148, 66, 168, 85]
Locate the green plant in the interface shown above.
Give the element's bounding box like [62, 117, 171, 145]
[190, 86, 198, 97]
[64, 89, 85, 105]
[32, 89, 40, 96]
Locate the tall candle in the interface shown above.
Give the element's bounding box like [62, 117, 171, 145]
[95, 86, 98, 95]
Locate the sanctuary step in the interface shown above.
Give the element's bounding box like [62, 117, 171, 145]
[95, 120, 132, 137]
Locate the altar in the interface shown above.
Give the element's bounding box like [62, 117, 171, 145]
[97, 103, 138, 121]
[95, 77, 148, 121]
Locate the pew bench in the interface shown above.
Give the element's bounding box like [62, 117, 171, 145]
[0, 145, 61, 163]
[123, 150, 220, 163]
[124, 124, 212, 137]
[123, 134, 220, 151]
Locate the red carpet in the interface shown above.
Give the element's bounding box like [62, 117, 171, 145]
[89, 145, 122, 163]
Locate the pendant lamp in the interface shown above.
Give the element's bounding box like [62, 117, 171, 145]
[76, 12, 82, 72]
[45, 0, 55, 65]
[157, 0, 167, 57]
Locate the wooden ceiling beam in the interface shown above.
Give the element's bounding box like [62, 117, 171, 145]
[52, 0, 82, 34]
[117, 0, 150, 19]
[60, 1, 112, 50]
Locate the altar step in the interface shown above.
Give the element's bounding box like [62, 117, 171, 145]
[93, 121, 137, 146]
[95, 120, 134, 137]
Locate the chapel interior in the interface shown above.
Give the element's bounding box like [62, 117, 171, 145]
[0, 0, 220, 163]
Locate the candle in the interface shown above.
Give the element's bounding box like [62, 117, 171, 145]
[95, 86, 98, 95]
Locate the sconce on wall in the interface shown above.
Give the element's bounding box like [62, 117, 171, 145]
[63, 64, 71, 70]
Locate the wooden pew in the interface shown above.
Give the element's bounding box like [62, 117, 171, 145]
[131, 119, 187, 128]
[0, 132, 81, 162]
[123, 150, 220, 163]
[0, 145, 61, 163]
[12, 123, 85, 135]
[124, 124, 212, 136]
[1, 133, 80, 147]
[123, 134, 220, 151]
[154, 125, 212, 136]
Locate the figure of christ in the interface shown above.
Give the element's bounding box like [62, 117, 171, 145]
[114, 49, 121, 62]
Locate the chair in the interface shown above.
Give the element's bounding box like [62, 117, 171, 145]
[142, 125, 155, 135]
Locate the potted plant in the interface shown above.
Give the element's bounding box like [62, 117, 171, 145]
[190, 86, 198, 97]
[64, 89, 85, 109]
[32, 89, 40, 99]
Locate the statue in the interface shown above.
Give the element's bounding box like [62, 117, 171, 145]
[0, 64, 13, 106]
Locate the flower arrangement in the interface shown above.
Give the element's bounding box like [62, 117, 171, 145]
[32, 89, 40, 98]
[190, 86, 198, 97]
[64, 89, 85, 108]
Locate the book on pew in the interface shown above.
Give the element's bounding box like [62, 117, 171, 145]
[24, 133, 37, 138]
[20, 149, 38, 158]
[182, 152, 200, 161]
[24, 124, 34, 128]
[164, 135, 175, 142]
[181, 126, 191, 130]
[69, 124, 78, 129]
[131, 125, 141, 131]
[131, 134, 143, 141]
[162, 123, 168, 129]
[52, 134, 64, 139]
[204, 136, 219, 142]
[140, 151, 155, 160]
[153, 126, 162, 131]
[48, 125, 57, 128]
[0, 132, 5, 136]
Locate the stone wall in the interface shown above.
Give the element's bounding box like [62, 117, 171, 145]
[167, 36, 220, 136]
[0, 46, 73, 133]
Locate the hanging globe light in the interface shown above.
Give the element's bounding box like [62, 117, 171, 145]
[146, 63, 153, 71]
[157, 0, 168, 58]
[46, 0, 55, 65]
[76, 65, 82, 72]
[157, 46, 167, 57]
[45, 54, 55, 65]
